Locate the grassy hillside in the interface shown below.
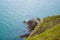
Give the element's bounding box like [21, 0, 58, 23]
[26, 24, 60, 40]
[26, 15, 60, 40]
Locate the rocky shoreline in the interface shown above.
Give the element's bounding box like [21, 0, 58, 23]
[20, 15, 60, 40]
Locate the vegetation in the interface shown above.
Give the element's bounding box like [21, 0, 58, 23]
[26, 24, 60, 40]
[26, 15, 60, 40]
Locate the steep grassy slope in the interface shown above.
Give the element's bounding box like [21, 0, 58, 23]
[26, 24, 60, 40]
[28, 15, 60, 37]
[26, 15, 60, 40]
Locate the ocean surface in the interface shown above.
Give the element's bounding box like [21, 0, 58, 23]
[0, 0, 60, 40]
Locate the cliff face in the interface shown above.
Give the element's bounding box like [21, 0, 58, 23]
[26, 15, 60, 40]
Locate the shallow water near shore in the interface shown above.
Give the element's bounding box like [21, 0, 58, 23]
[0, 0, 60, 40]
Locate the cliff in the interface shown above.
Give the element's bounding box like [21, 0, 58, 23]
[26, 15, 60, 40]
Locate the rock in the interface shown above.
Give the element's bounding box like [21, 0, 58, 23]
[23, 19, 38, 32]
[20, 18, 41, 38]
[20, 33, 30, 38]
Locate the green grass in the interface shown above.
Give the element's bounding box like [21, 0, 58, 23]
[26, 24, 60, 40]
[26, 15, 60, 40]
[43, 15, 60, 23]
[35, 15, 60, 31]
[28, 15, 60, 37]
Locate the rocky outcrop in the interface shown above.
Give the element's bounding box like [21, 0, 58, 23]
[20, 18, 41, 38]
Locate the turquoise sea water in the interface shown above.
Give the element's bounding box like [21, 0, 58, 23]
[0, 0, 60, 40]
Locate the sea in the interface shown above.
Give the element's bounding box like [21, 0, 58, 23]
[0, 0, 60, 40]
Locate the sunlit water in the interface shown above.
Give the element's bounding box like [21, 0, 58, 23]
[0, 0, 60, 40]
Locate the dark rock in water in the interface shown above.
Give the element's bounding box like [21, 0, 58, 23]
[20, 33, 30, 38]
[23, 19, 38, 32]
[20, 18, 41, 38]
